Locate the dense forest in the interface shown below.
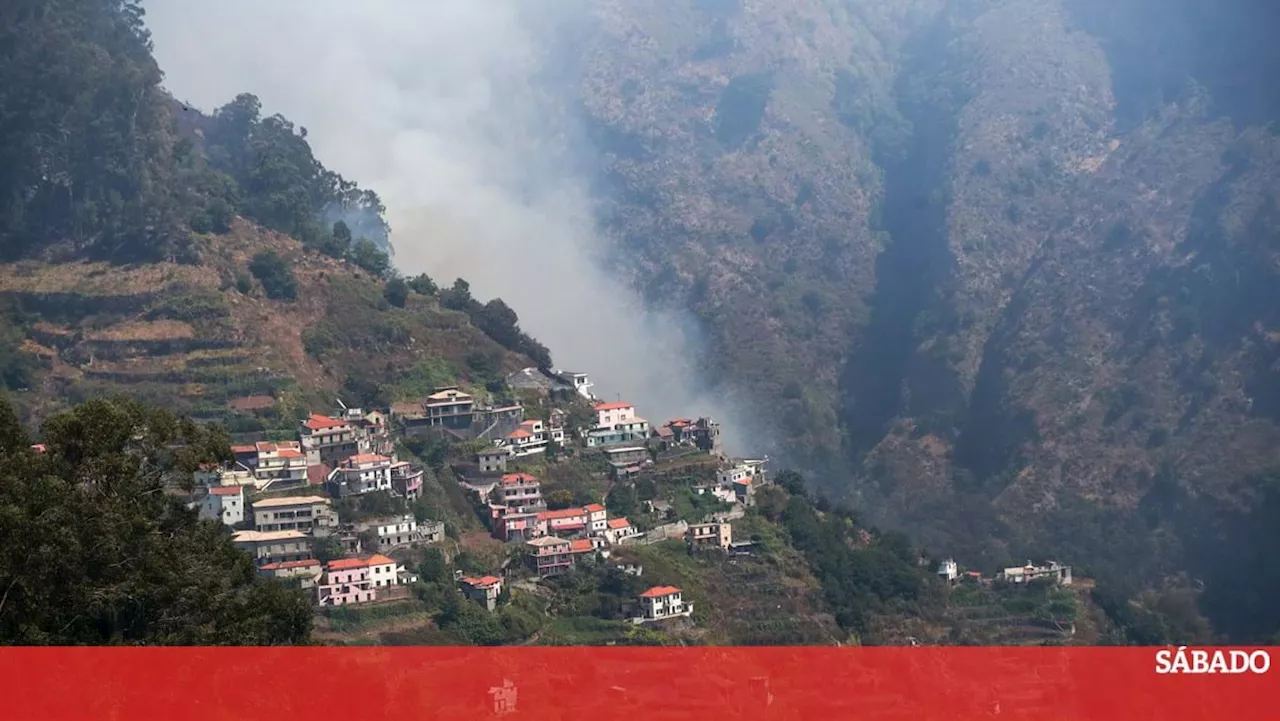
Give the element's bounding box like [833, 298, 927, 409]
[0, 0, 388, 264]
[0, 395, 312, 644]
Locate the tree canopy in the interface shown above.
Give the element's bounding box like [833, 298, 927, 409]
[0, 0, 391, 264]
[0, 395, 313, 644]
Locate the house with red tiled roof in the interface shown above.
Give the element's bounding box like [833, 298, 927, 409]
[494, 417, 564, 458]
[537, 507, 588, 536]
[299, 413, 367, 466]
[585, 401, 650, 448]
[317, 554, 414, 606]
[594, 401, 636, 426]
[198, 484, 244, 526]
[495, 473, 544, 512]
[249, 441, 309, 492]
[635, 586, 692, 623]
[604, 517, 638, 546]
[259, 559, 323, 589]
[569, 538, 601, 555]
[459, 575, 504, 611]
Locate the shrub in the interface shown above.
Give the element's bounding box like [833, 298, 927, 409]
[384, 277, 409, 308]
[248, 250, 298, 300]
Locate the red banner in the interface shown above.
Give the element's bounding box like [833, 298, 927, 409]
[2, 647, 1276, 720]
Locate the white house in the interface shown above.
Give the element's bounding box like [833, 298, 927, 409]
[938, 558, 958, 582]
[326, 453, 394, 497]
[603, 517, 638, 545]
[585, 503, 608, 535]
[1000, 561, 1072, 586]
[635, 586, 692, 623]
[556, 370, 595, 400]
[199, 485, 244, 526]
[594, 401, 636, 428]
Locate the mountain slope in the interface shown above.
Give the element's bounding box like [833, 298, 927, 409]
[573, 0, 1280, 641]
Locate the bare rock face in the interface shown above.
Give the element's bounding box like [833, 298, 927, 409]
[574, 0, 1280, 637]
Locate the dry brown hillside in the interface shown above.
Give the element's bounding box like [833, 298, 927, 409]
[0, 219, 535, 427]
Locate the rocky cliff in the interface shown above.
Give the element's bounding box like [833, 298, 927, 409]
[573, 0, 1280, 639]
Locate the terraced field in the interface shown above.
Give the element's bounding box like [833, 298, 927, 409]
[1, 220, 533, 427]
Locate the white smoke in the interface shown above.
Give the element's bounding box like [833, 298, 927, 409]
[144, 0, 751, 455]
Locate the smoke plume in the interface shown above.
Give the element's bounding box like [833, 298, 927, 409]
[145, 0, 752, 455]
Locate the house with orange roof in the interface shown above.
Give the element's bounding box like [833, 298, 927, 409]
[494, 508, 543, 543]
[495, 472, 544, 512]
[459, 575, 504, 611]
[658, 417, 723, 454]
[603, 517, 638, 546]
[316, 554, 414, 606]
[569, 538, 601, 556]
[585, 402, 650, 448]
[594, 401, 636, 427]
[198, 484, 244, 526]
[494, 417, 565, 457]
[718, 459, 769, 506]
[536, 507, 589, 536]
[299, 413, 367, 466]
[258, 558, 323, 589]
[248, 441, 310, 491]
[634, 585, 692, 623]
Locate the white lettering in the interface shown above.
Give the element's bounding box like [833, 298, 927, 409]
[1191, 649, 1210, 673]
[1250, 651, 1271, 674]
[1171, 646, 1192, 673]
[1158, 647, 1269, 674]
[1208, 651, 1228, 674]
[1229, 650, 1249, 673]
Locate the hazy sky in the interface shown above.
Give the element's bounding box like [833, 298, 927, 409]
[144, 0, 751, 453]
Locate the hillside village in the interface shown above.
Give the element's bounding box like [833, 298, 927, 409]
[189, 366, 782, 630]
[172, 360, 1092, 646]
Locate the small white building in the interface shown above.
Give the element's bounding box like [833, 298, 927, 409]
[326, 453, 394, 497]
[938, 558, 958, 582]
[1000, 560, 1072, 585]
[634, 586, 693, 623]
[556, 370, 595, 400]
[585, 503, 608, 535]
[199, 485, 244, 526]
[603, 517, 639, 546]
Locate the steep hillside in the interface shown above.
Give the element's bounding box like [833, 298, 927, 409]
[573, 0, 1280, 641]
[0, 219, 536, 428]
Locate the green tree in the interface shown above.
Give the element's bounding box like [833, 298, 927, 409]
[384, 276, 409, 308]
[349, 238, 390, 277]
[545, 489, 574, 510]
[439, 278, 475, 311]
[408, 274, 438, 296]
[248, 250, 298, 300]
[0, 396, 312, 644]
[606, 483, 638, 518]
[332, 220, 353, 249]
